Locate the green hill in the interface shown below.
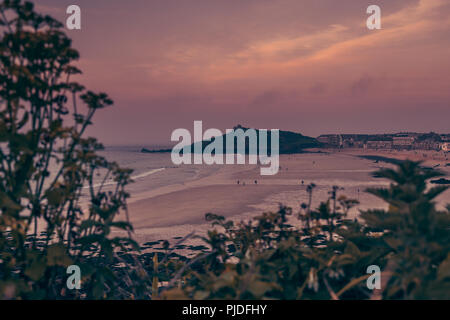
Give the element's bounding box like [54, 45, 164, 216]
[185, 125, 321, 155]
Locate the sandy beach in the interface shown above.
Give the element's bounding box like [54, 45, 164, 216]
[107, 148, 450, 244]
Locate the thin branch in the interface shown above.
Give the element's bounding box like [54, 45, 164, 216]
[323, 274, 339, 300]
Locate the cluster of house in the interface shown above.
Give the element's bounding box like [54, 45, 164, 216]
[317, 133, 450, 151]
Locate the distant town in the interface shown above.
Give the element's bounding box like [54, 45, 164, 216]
[317, 132, 450, 151]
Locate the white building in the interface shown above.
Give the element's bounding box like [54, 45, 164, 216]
[393, 136, 415, 149]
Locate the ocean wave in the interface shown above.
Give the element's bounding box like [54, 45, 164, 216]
[131, 168, 165, 180]
[84, 168, 165, 189]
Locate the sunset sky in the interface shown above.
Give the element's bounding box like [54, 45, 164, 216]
[36, 0, 450, 145]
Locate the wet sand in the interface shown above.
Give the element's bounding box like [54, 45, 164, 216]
[129, 184, 300, 228]
[121, 150, 450, 244]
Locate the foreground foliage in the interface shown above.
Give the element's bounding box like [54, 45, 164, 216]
[0, 0, 149, 299]
[160, 162, 450, 300]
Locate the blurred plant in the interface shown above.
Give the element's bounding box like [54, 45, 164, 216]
[0, 0, 150, 299]
[361, 161, 450, 299]
[162, 161, 449, 300]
